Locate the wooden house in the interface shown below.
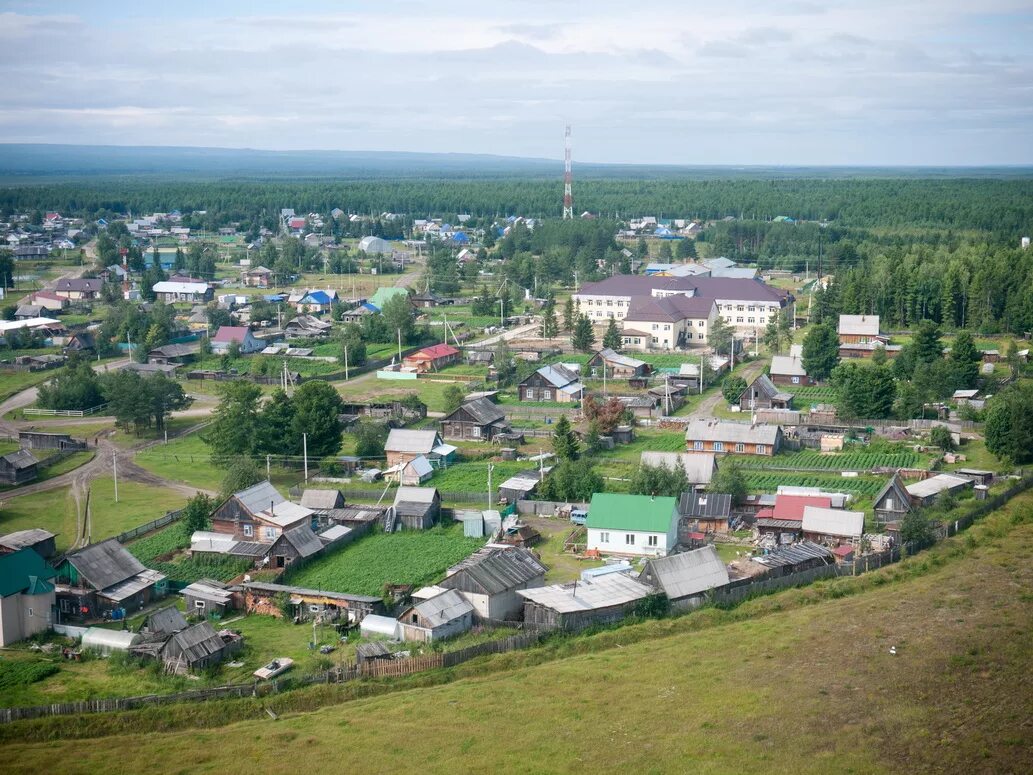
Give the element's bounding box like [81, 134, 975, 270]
[53, 278, 103, 301]
[769, 354, 814, 386]
[518, 364, 584, 403]
[0, 548, 56, 646]
[801, 506, 864, 546]
[0, 528, 57, 560]
[638, 546, 730, 607]
[243, 266, 273, 288]
[873, 474, 912, 525]
[737, 374, 792, 411]
[64, 331, 96, 352]
[640, 451, 718, 489]
[160, 621, 242, 673]
[210, 480, 314, 543]
[517, 573, 654, 631]
[54, 539, 167, 619]
[384, 429, 451, 468]
[684, 419, 782, 456]
[241, 581, 382, 624]
[588, 348, 649, 379]
[391, 486, 441, 530]
[439, 547, 547, 621]
[439, 397, 509, 441]
[264, 525, 324, 569]
[0, 449, 38, 485]
[211, 326, 265, 354]
[837, 315, 883, 345]
[648, 382, 687, 413]
[398, 589, 474, 643]
[180, 580, 234, 618]
[678, 492, 733, 534]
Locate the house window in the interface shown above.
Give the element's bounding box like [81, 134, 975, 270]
[525, 388, 534, 399]
[411, 613, 418, 624]
[625, 534, 635, 545]
[737, 305, 744, 311]
[663, 325, 670, 331]
[693, 441, 703, 451]
[652, 324, 659, 330]
[195, 600, 206, 610]
[264, 527, 276, 540]
[698, 320, 705, 327]
[736, 317, 744, 323]
[697, 333, 704, 340]
[606, 299, 612, 306]
[714, 442, 724, 452]
[647, 535, 658, 547]
[471, 426, 481, 438]
[756, 444, 767, 454]
[748, 306, 755, 312]
[885, 497, 894, 510]
[791, 376, 800, 384]
[542, 390, 552, 400]
[652, 337, 658, 344]
[735, 443, 745, 453]
[309, 604, 320, 613]
[27, 607, 33, 617]
[600, 532, 610, 543]
[242, 524, 254, 537]
[60, 599, 70, 613]
[748, 317, 755, 324]
[759, 318, 766, 324]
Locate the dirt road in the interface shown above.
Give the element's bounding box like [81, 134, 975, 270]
[685, 359, 766, 420]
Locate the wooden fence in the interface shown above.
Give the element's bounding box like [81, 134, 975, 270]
[114, 508, 185, 544]
[23, 404, 109, 418]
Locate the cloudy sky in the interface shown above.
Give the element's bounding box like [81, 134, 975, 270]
[1, 0, 1031, 165]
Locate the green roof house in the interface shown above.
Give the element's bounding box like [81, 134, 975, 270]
[0, 548, 56, 646]
[368, 286, 410, 312]
[586, 493, 679, 557]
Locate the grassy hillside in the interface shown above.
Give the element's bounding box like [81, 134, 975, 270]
[2, 493, 1030, 773]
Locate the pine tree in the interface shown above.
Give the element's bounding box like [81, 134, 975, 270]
[540, 302, 559, 339]
[572, 314, 596, 352]
[802, 322, 839, 381]
[602, 318, 622, 352]
[552, 415, 580, 461]
[562, 296, 575, 331]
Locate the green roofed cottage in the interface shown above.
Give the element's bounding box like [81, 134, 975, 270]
[586, 493, 679, 557]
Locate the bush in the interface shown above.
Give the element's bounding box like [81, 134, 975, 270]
[722, 376, 747, 404]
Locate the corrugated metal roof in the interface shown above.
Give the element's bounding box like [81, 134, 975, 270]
[684, 419, 781, 446]
[640, 451, 717, 485]
[773, 495, 832, 520]
[517, 573, 653, 613]
[770, 355, 807, 377]
[385, 429, 440, 455]
[587, 493, 677, 533]
[409, 589, 473, 628]
[753, 540, 833, 569]
[0, 548, 56, 596]
[0, 528, 55, 551]
[100, 568, 166, 602]
[801, 506, 864, 539]
[318, 524, 352, 542]
[66, 539, 147, 591]
[279, 525, 324, 558]
[639, 546, 730, 599]
[234, 480, 285, 515]
[679, 492, 732, 518]
[838, 314, 880, 336]
[905, 474, 970, 499]
[440, 547, 547, 596]
[191, 531, 237, 554]
[443, 396, 506, 425]
[180, 581, 232, 604]
[300, 489, 345, 510]
[393, 486, 438, 505]
[592, 348, 645, 369]
[533, 364, 580, 388]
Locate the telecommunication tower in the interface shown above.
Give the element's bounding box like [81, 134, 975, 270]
[562, 125, 573, 219]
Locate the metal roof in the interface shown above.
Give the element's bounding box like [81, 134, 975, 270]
[318, 524, 352, 542]
[625, 293, 715, 323]
[0, 548, 56, 597]
[191, 531, 238, 554]
[233, 480, 286, 515]
[905, 474, 971, 499]
[0, 528, 55, 551]
[517, 573, 653, 613]
[393, 486, 438, 505]
[753, 540, 834, 569]
[65, 539, 147, 591]
[440, 547, 547, 596]
[679, 492, 732, 518]
[101, 568, 167, 602]
[587, 493, 677, 533]
[838, 314, 881, 336]
[640, 452, 717, 484]
[407, 589, 474, 629]
[162, 622, 225, 664]
[684, 419, 781, 446]
[1, 449, 38, 469]
[639, 546, 730, 599]
[243, 580, 381, 604]
[802, 506, 863, 539]
[773, 495, 832, 520]
[300, 489, 345, 510]
[258, 501, 313, 528]
[532, 364, 581, 388]
[153, 281, 209, 294]
[144, 607, 188, 636]
[769, 355, 807, 377]
[443, 396, 506, 425]
[592, 348, 645, 369]
[180, 580, 233, 604]
[385, 429, 441, 454]
[278, 525, 324, 558]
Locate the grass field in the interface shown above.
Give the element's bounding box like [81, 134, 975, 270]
[737, 447, 924, 472]
[287, 524, 484, 596]
[335, 376, 471, 413]
[4, 491, 1030, 773]
[431, 460, 527, 493]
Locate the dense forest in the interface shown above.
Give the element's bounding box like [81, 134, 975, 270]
[2, 177, 1032, 235]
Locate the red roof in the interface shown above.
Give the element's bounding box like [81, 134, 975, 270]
[288, 217, 306, 228]
[33, 290, 63, 301]
[414, 344, 460, 360]
[832, 545, 855, 557]
[755, 508, 774, 519]
[212, 326, 250, 343]
[771, 495, 832, 521]
[688, 531, 706, 541]
[45, 212, 60, 221]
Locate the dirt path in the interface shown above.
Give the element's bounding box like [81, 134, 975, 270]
[685, 358, 766, 420]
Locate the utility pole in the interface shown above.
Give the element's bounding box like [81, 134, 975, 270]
[344, 345, 349, 380]
[267, 454, 271, 480]
[397, 328, 402, 362]
[113, 455, 119, 503]
[487, 463, 494, 511]
[700, 354, 704, 395]
[499, 298, 504, 328]
[303, 433, 309, 483]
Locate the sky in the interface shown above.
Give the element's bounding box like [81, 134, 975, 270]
[0, 0, 1031, 165]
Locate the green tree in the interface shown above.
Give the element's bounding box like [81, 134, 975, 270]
[899, 509, 932, 546]
[947, 330, 980, 389]
[831, 362, 896, 419]
[338, 326, 366, 368]
[354, 418, 389, 459]
[722, 375, 747, 404]
[183, 493, 215, 534]
[538, 458, 603, 502]
[801, 322, 840, 381]
[220, 456, 263, 499]
[552, 415, 580, 461]
[929, 425, 955, 452]
[540, 302, 559, 339]
[562, 296, 575, 331]
[494, 340, 517, 387]
[708, 314, 735, 355]
[983, 382, 1033, 463]
[205, 381, 262, 461]
[709, 460, 747, 505]
[254, 389, 297, 455]
[443, 384, 466, 414]
[675, 238, 696, 259]
[657, 240, 672, 260]
[381, 293, 415, 344]
[636, 237, 649, 259]
[290, 381, 344, 459]
[629, 462, 689, 498]
[912, 320, 944, 366]
[602, 318, 623, 352]
[37, 357, 104, 411]
[571, 314, 595, 352]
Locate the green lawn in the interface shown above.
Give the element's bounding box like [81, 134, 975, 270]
[288, 523, 484, 596]
[335, 377, 474, 413]
[134, 432, 298, 492]
[431, 460, 528, 493]
[0, 369, 55, 405]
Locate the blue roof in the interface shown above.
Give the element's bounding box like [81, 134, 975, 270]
[451, 232, 469, 243]
[264, 294, 285, 302]
[303, 291, 332, 305]
[360, 302, 378, 312]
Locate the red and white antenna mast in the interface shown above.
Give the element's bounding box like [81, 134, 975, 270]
[562, 125, 573, 220]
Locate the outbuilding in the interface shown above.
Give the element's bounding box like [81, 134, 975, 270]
[397, 589, 474, 642]
[638, 545, 730, 608]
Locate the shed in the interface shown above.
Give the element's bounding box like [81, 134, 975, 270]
[801, 506, 864, 545]
[439, 546, 547, 621]
[0, 449, 39, 485]
[181, 580, 234, 617]
[161, 621, 238, 672]
[517, 573, 654, 631]
[0, 528, 57, 560]
[81, 627, 141, 656]
[391, 486, 441, 530]
[397, 589, 474, 642]
[678, 492, 733, 534]
[638, 546, 730, 606]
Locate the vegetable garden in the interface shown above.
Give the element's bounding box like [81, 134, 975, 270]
[742, 472, 885, 497]
[287, 524, 484, 596]
[127, 523, 251, 584]
[739, 448, 922, 472]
